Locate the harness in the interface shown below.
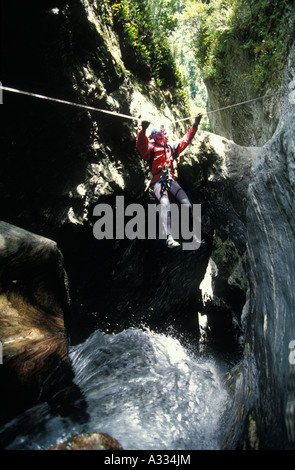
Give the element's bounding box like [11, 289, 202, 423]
[149, 141, 177, 190]
[157, 166, 174, 190]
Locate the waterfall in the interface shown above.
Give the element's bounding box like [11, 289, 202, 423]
[0, 327, 229, 450]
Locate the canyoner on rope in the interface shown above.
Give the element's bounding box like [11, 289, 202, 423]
[136, 114, 204, 249]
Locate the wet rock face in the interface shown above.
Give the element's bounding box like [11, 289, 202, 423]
[0, 222, 69, 319]
[0, 222, 86, 425]
[176, 132, 259, 348]
[246, 112, 295, 448]
[0, 0, 185, 234]
[49, 432, 123, 450]
[223, 48, 295, 450]
[0, 0, 139, 231]
[204, 39, 280, 147]
[178, 132, 259, 247]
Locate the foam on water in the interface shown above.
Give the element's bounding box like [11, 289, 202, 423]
[0, 327, 229, 450]
[69, 327, 228, 450]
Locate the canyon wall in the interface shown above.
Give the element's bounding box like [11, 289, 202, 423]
[221, 47, 295, 450]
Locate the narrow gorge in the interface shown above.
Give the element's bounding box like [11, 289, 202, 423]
[0, 0, 294, 450]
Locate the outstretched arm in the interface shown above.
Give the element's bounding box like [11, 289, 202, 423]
[176, 113, 203, 157]
[136, 120, 151, 161]
[193, 113, 203, 128]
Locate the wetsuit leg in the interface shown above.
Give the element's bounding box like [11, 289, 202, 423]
[153, 181, 171, 236]
[169, 180, 196, 235]
[169, 180, 191, 210]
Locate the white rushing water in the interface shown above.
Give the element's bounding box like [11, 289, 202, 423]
[0, 327, 229, 450]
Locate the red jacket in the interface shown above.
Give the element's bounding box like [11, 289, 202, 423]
[136, 124, 198, 185]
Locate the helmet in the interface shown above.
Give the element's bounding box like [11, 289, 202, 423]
[151, 128, 163, 141]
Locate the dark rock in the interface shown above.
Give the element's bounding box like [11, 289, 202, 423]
[177, 132, 257, 349]
[49, 432, 123, 450]
[178, 131, 259, 247]
[54, 220, 212, 345]
[0, 221, 87, 426]
[222, 47, 295, 449]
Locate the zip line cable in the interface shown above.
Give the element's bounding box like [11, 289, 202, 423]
[0, 85, 142, 122]
[0, 84, 280, 124]
[172, 92, 281, 123]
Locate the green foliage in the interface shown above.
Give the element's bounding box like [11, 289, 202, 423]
[233, 0, 295, 89]
[97, 0, 187, 102]
[183, 0, 232, 83]
[169, 9, 210, 129]
[184, 0, 295, 90]
[148, 0, 185, 31]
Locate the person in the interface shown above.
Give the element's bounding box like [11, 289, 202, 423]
[136, 114, 203, 248]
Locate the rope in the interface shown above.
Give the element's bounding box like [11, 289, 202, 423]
[0, 84, 280, 125]
[0, 85, 141, 122]
[172, 92, 281, 123]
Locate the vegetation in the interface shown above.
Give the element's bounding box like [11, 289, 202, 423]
[94, 1, 295, 125]
[95, 0, 211, 127]
[96, 0, 187, 104]
[170, 18, 211, 129]
[183, 0, 295, 90]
